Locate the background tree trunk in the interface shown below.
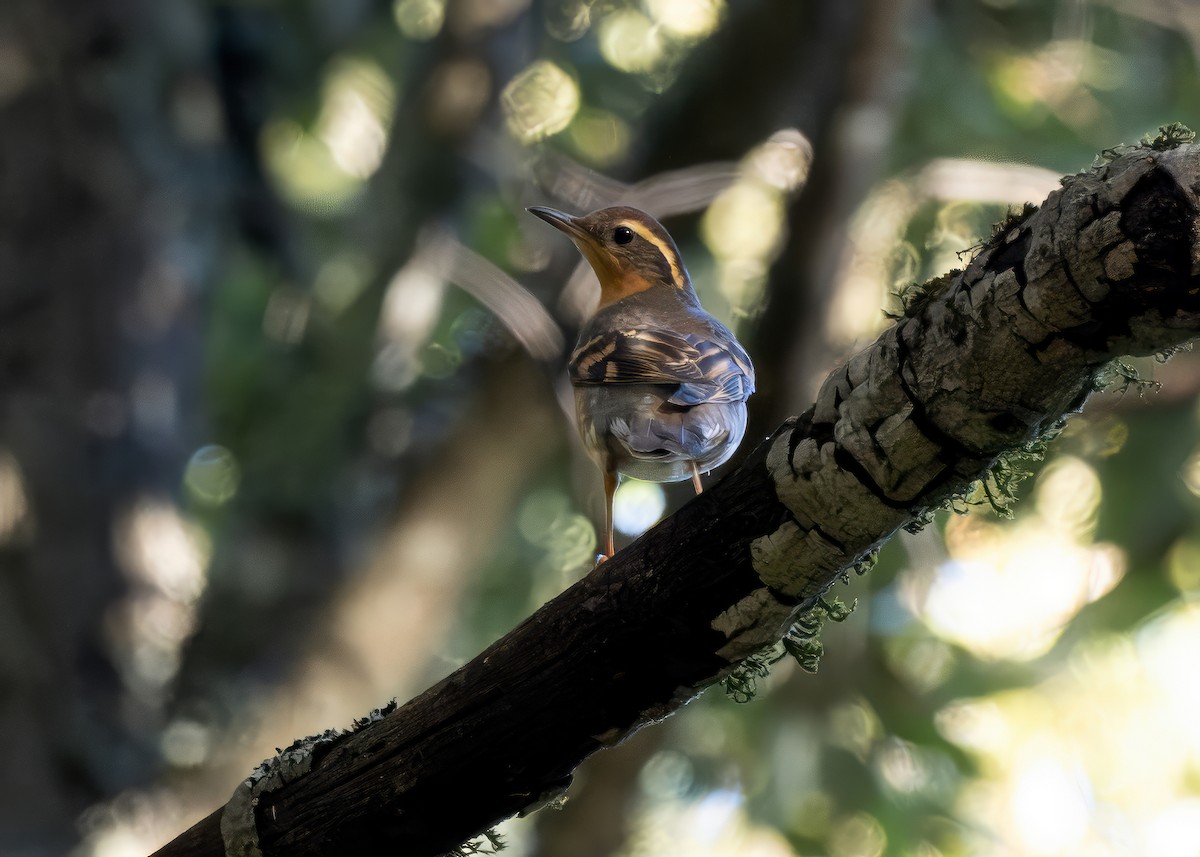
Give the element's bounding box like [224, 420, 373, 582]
[0, 1, 217, 850]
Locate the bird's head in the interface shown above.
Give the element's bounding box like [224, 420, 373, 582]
[528, 205, 692, 309]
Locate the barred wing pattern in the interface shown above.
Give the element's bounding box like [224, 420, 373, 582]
[569, 326, 755, 407]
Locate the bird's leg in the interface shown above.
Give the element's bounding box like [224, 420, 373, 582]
[691, 461, 704, 495]
[600, 468, 618, 562]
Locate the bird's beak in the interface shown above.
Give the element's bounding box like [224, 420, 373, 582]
[527, 206, 586, 239]
[528, 205, 606, 260]
[528, 206, 624, 298]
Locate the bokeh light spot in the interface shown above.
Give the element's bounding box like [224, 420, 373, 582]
[566, 107, 632, 166]
[544, 0, 592, 41]
[184, 445, 240, 507]
[517, 489, 597, 574]
[1181, 447, 1200, 497]
[261, 57, 394, 214]
[261, 119, 361, 215]
[640, 750, 695, 799]
[1034, 455, 1101, 536]
[161, 719, 211, 768]
[393, 0, 445, 40]
[313, 253, 371, 314]
[702, 182, 784, 261]
[115, 500, 210, 605]
[613, 478, 667, 537]
[597, 9, 664, 74]
[645, 0, 723, 39]
[874, 736, 931, 796]
[922, 493, 1126, 661]
[829, 812, 886, 857]
[746, 128, 813, 191]
[501, 60, 580, 143]
[1009, 756, 1091, 854]
[318, 58, 394, 180]
[1167, 537, 1200, 593]
[827, 699, 881, 762]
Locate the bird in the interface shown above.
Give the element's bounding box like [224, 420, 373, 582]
[528, 205, 755, 561]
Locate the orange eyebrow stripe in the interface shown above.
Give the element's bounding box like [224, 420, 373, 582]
[622, 220, 686, 289]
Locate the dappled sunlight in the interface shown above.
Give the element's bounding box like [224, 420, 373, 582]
[518, 488, 596, 593]
[882, 633, 957, 694]
[598, 9, 665, 75]
[1166, 535, 1200, 594]
[1008, 752, 1092, 855]
[826, 698, 882, 764]
[22, 1, 1200, 855]
[701, 129, 812, 317]
[319, 59, 393, 179]
[917, 457, 1125, 661]
[613, 477, 667, 537]
[936, 599, 1200, 856]
[704, 182, 784, 261]
[544, 0, 592, 41]
[745, 129, 813, 193]
[645, 0, 723, 39]
[375, 255, 446, 390]
[115, 500, 209, 606]
[538, 0, 724, 60]
[827, 813, 886, 857]
[80, 792, 189, 857]
[988, 39, 1127, 131]
[872, 735, 954, 800]
[312, 251, 372, 314]
[1138, 604, 1200, 742]
[502, 59, 580, 144]
[261, 118, 365, 213]
[261, 57, 394, 214]
[182, 444, 240, 506]
[588, 0, 724, 88]
[920, 530, 1119, 660]
[392, 0, 446, 40]
[109, 500, 209, 707]
[623, 786, 798, 857]
[827, 159, 1060, 348]
[827, 178, 921, 346]
[566, 107, 633, 166]
[1180, 446, 1200, 498]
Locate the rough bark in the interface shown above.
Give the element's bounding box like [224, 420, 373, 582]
[151, 142, 1200, 857]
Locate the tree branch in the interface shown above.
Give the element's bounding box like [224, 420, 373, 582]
[152, 140, 1200, 857]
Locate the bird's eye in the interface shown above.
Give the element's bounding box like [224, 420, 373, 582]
[613, 226, 634, 245]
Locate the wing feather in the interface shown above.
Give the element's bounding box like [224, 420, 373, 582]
[569, 326, 754, 405]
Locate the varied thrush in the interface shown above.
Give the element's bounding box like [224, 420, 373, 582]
[529, 205, 756, 560]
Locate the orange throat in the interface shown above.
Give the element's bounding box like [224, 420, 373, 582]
[597, 272, 656, 309]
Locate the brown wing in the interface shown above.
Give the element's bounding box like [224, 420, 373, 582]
[569, 326, 754, 405]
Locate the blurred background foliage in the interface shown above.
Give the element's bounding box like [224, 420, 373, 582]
[1, 0, 1199, 855]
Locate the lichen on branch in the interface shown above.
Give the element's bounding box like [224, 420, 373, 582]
[730, 136, 1200, 665]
